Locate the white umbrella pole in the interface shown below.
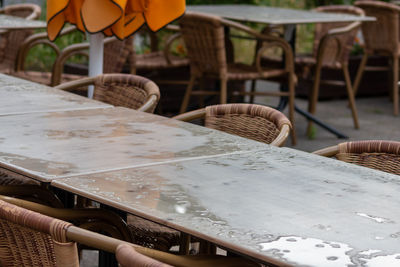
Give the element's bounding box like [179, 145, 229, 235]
[88, 33, 104, 98]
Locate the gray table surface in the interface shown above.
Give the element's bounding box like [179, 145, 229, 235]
[0, 74, 112, 116]
[0, 107, 265, 182]
[188, 5, 375, 25]
[52, 147, 400, 267]
[0, 14, 46, 29]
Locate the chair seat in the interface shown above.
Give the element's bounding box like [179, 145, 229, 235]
[136, 51, 189, 70]
[127, 215, 180, 251]
[227, 63, 287, 80]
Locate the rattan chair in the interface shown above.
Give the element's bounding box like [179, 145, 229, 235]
[354, 1, 400, 115]
[313, 140, 400, 175]
[178, 12, 296, 144]
[295, 5, 363, 135]
[173, 103, 292, 147]
[55, 73, 160, 113]
[14, 35, 134, 87]
[0, 3, 41, 74]
[0, 196, 260, 267]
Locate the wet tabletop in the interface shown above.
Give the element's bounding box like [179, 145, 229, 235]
[188, 5, 375, 25]
[0, 108, 266, 182]
[0, 14, 46, 29]
[0, 74, 111, 116]
[53, 148, 400, 267]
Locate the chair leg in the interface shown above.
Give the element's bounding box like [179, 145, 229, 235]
[250, 80, 256, 103]
[307, 65, 322, 136]
[353, 53, 368, 97]
[220, 78, 228, 104]
[392, 56, 399, 116]
[343, 64, 360, 129]
[288, 73, 297, 145]
[180, 75, 197, 114]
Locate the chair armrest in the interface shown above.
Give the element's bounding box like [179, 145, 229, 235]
[316, 21, 362, 67]
[54, 76, 96, 91]
[51, 37, 116, 86]
[172, 108, 206, 122]
[0, 195, 132, 242]
[221, 18, 294, 73]
[313, 145, 339, 157]
[271, 124, 291, 147]
[16, 26, 78, 72]
[163, 32, 183, 64]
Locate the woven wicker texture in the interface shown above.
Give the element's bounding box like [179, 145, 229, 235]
[335, 140, 400, 175]
[116, 244, 173, 267]
[0, 4, 41, 73]
[127, 216, 180, 251]
[205, 103, 291, 144]
[312, 5, 364, 68]
[93, 74, 160, 113]
[179, 12, 227, 76]
[355, 1, 400, 56]
[0, 199, 78, 267]
[0, 168, 38, 185]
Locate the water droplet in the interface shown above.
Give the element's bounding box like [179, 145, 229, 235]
[331, 244, 341, 248]
[283, 250, 290, 253]
[375, 236, 384, 240]
[315, 244, 325, 248]
[327, 256, 338, 261]
[286, 238, 297, 242]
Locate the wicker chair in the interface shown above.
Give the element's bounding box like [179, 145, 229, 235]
[295, 5, 363, 135]
[173, 103, 292, 147]
[354, 1, 400, 115]
[0, 3, 41, 74]
[178, 12, 296, 144]
[55, 73, 160, 113]
[313, 140, 400, 175]
[0, 196, 260, 267]
[14, 35, 134, 87]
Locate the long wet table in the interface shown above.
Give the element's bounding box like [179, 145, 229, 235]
[1, 74, 399, 266]
[51, 147, 400, 267]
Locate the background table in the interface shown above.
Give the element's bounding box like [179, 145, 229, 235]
[188, 5, 374, 25]
[0, 74, 112, 116]
[0, 13, 45, 29]
[52, 147, 400, 267]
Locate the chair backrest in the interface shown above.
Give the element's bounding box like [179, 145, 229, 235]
[0, 4, 41, 70]
[179, 12, 228, 77]
[313, 5, 364, 67]
[204, 104, 291, 146]
[355, 1, 400, 55]
[92, 74, 160, 113]
[104, 37, 135, 74]
[313, 140, 400, 175]
[55, 73, 160, 113]
[0, 199, 79, 267]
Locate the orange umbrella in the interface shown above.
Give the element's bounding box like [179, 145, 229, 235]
[47, 0, 186, 40]
[47, 0, 185, 97]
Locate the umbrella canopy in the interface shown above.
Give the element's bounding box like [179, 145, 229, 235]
[46, 0, 185, 98]
[47, 0, 186, 41]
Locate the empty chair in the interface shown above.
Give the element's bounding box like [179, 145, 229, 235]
[178, 12, 296, 144]
[313, 140, 400, 175]
[15, 35, 134, 87]
[354, 1, 400, 115]
[173, 103, 292, 147]
[55, 73, 160, 113]
[0, 3, 41, 74]
[295, 5, 363, 134]
[0, 196, 260, 267]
